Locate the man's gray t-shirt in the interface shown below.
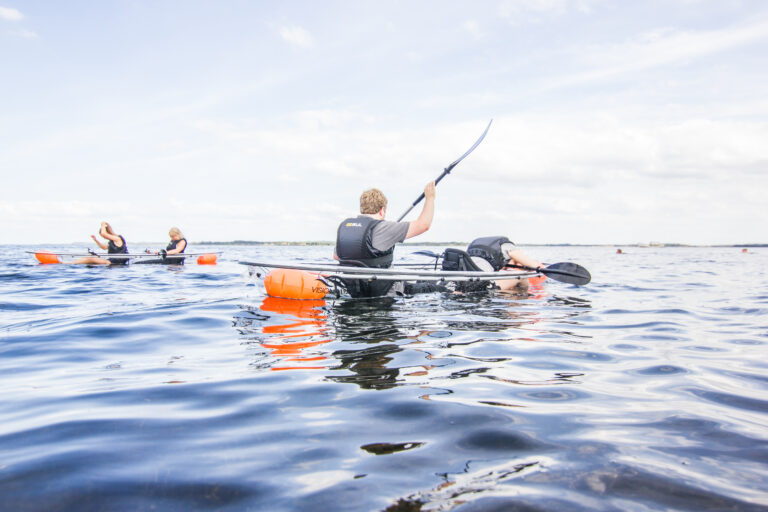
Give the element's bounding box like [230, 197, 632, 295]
[368, 217, 410, 252]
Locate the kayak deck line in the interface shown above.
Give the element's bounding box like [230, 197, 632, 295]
[239, 260, 540, 281]
[27, 251, 221, 258]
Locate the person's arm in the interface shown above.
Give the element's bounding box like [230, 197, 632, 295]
[99, 226, 123, 246]
[507, 249, 542, 269]
[166, 239, 186, 255]
[405, 181, 435, 240]
[91, 234, 108, 250]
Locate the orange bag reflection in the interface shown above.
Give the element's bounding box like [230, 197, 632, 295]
[259, 297, 331, 371]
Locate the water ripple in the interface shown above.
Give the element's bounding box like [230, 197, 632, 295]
[1, 245, 767, 511]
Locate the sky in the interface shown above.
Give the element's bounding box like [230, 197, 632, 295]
[1, 0, 767, 245]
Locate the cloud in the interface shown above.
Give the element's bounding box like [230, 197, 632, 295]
[554, 19, 768, 86]
[473, 114, 768, 186]
[0, 6, 23, 21]
[499, 0, 600, 22]
[463, 20, 484, 40]
[280, 25, 314, 48]
[11, 28, 37, 38]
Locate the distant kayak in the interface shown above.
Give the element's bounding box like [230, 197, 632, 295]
[29, 251, 219, 265]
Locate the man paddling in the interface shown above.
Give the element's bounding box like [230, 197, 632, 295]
[334, 181, 436, 297]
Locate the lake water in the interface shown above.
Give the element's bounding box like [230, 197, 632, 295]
[1, 244, 766, 511]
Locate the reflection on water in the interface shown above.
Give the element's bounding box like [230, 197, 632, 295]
[238, 289, 596, 396]
[235, 297, 332, 371]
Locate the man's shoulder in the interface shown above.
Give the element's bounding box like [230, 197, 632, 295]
[371, 219, 408, 232]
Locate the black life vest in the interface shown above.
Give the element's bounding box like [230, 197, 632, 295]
[107, 235, 129, 265]
[335, 216, 395, 298]
[166, 238, 187, 253]
[335, 216, 394, 268]
[108, 235, 128, 254]
[467, 236, 512, 271]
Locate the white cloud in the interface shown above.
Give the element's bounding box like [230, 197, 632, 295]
[463, 19, 484, 40]
[279, 25, 313, 48]
[0, 6, 23, 21]
[499, 0, 600, 22]
[12, 28, 37, 38]
[554, 19, 768, 86]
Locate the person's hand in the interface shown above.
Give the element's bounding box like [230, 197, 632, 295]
[91, 234, 98, 242]
[424, 181, 436, 200]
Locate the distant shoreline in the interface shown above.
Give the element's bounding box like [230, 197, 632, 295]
[192, 241, 767, 248]
[13, 242, 766, 248]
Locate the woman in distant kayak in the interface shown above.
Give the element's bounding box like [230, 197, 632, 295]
[72, 222, 129, 265]
[146, 227, 187, 263]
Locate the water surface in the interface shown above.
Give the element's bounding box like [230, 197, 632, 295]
[1, 245, 766, 511]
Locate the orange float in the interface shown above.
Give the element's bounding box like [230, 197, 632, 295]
[35, 252, 61, 264]
[528, 274, 546, 285]
[263, 268, 329, 300]
[196, 253, 217, 265]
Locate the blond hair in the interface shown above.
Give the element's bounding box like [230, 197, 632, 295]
[360, 188, 387, 215]
[169, 227, 184, 238]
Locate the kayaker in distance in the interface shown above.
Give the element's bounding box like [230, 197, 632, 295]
[146, 227, 187, 263]
[71, 222, 129, 265]
[334, 181, 437, 297]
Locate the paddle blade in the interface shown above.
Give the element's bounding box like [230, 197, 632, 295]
[542, 262, 591, 285]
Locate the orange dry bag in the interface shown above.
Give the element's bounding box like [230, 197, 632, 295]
[196, 254, 217, 265]
[263, 268, 328, 300]
[35, 252, 61, 264]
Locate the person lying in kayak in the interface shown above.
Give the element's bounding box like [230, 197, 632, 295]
[471, 236, 543, 291]
[443, 236, 543, 292]
[145, 227, 187, 263]
[71, 222, 129, 265]
[334, 181, 437, 297]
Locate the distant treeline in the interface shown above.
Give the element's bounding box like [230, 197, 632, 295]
[195, 241, 766, 247]
[195, 240, 467, 246]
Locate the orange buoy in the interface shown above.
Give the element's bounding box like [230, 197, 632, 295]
[35, 252, 61, 264]
[264, 268, 328, 300]
[196, 253, 217, 265]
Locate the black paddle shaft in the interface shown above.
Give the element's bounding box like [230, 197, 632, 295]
[397, 119, 493, 222]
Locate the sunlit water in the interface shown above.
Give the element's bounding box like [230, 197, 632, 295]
[1, 244, 766, 511]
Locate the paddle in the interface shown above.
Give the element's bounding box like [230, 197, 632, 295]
[505, 262, 591, 285]
[396, 119, 493, 222]
[412, 250, 441, 258]
[414, 250, 591, 285]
